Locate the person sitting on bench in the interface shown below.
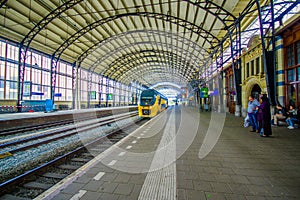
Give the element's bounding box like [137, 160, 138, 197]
[272, 104, 287, 126]
[286, 105, 298, 129]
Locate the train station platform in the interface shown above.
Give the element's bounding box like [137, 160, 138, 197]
[0, 106, 136, 121]
[37, 106, 300, 200]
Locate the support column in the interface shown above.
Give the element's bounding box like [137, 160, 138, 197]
[129, 83, 132, 105]
[218, 71, 225, 113]
[223, 70, 228, 113]
[123, 84, 126, 106]
[105, 78, 109, 107]
[17, 48, 26, 112]
[135, 84, 138, 105]
[76, 67, 81, 109]
[72, 62, 76, 109]
[113, 81, 116, 107]
[87, 70, 92, 108]
[255, 0, 276, 105]
[276, 35, 285, 106]
[98, 75, 103, 107]
[216, 44, 225, 113]
[50, 56, 59, 103]
[236, 23, 243, 117]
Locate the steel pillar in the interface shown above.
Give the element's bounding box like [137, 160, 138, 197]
[17, 49, 26, 112]
[72, 62, 77, 109]
[255, 0, 276, 105]
[105, 78, 109, 107]
[87, 70, 93, 108]
[50, 56, 59, 102]
[98, 75, 103, 107]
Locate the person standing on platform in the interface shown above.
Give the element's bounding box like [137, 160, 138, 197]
[257, 95, 272, 137]
[257, 97, 264, 134]
[247, 95, 260, 132]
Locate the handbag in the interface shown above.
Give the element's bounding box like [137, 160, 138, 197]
[244, 115, 250, 127]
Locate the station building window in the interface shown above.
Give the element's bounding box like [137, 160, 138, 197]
[0, 61, 4, 80]
[251, 60, 255, 76]
[297, 42, 300, 64]
[6, 60, 18, 81]
[90, 82, 98, 101]
[0, 38, 78, 102]
[0, 38, 137, 107]
[0, 80, 4, 99]
[256, 57, 260, 74]
[0, 41, 12, 100]
[0, 41, 5, 56]
[5, 63, 18, 100]
[88, 73, 99, 104]
[80, 69, 88, 102]
[7, 44, 18, 61]
[42, 56, 51, 70]
[285, 40, 300, 107]
[54, 61, 73, 102]
[287, 45, 295, 67]
[66, 76, 72, 101]
[246, 63, 249, 78]
[59, 62, 67, 74]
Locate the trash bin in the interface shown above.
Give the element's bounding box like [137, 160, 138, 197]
[45, 99, 53, 112]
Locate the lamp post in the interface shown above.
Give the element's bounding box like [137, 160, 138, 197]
[17, 54, 39, 112]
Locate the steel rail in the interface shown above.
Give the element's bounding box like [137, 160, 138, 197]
[0, 112, 137, 155]
[0, 113, 143, 197]
[0, 110, 113, 135]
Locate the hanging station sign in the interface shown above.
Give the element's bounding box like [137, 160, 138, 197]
[200, 87, 209, 98]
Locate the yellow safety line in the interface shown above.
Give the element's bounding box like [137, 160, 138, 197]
[0, 152, 13, 159]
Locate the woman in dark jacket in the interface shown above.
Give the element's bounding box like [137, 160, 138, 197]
[257, 100, 264, 134]
[257, 95, 272, 137]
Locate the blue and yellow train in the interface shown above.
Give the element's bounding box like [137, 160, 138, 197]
[138, 89, 168, 118]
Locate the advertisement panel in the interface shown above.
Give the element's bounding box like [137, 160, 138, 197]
[107, 93, 113, 100]
[23, 81, 32, 97]
[90, 91, 96, 100]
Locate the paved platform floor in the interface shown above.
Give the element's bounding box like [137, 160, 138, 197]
[38, 105, 300, 200]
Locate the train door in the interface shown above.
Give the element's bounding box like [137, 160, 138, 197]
[158, 96, 161, 113]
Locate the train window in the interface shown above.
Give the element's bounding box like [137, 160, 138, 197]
[141, 97, 153, 105]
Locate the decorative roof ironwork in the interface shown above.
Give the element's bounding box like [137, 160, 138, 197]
[0, 0, 297, 88]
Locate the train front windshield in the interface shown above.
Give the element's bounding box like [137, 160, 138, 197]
[140, 90, 156, 106]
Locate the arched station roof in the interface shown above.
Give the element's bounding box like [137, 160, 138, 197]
[0, 0, 296, 88]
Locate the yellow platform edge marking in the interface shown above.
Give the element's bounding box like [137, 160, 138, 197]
[0, 152, 13, 159]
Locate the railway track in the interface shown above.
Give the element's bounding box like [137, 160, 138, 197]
[0, 112, 147, 199]
[0, 106, 138, 136]
[0, 111, 137, 153]
[0, 120, 74, 137]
